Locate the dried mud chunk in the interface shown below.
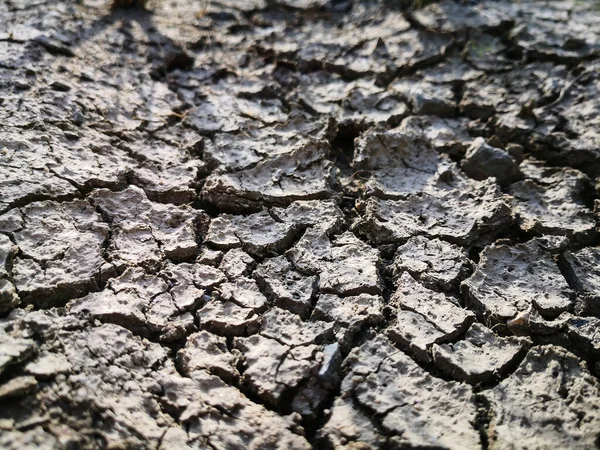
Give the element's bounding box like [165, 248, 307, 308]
[67, 290, 195, 342]
[254, 256, 317, 318]
[218, 248, 254, 279]
[0, 234, 17, 277]
[0, 126, 135, 206]
[162, 262, 226, 297]
[461, 138, 522, 185]
[566, 315, 600, 359]
[204, 116, 330, 172]
[6, 200, 108, 307]
[203, 132, 263, 172]
[295, 71, 349, 115]
[320, 335, 480, 449]
[0, 331, 36, 375]
[391, 79, 456, 117]
[144, 295, 196, 342]
[509, 167, 595, 243]
[388, 273, 474, 362]
[0, 279, 19, 314]
[219, 277, 268, 311]
[495, 111, 536, 143]
[186, 94, 287, 133]
[387, 309, 447, 363]
[204, 215, 241, 249]
[157, 370, 311, 449]
[392, 235, 469, 291]
[486, 345, 600, 450]
[411, 0, 512, 33]
[198, 299, 259, 336]
[340, 79, 409, 127]
[129, 160, 201, 206]
[287, 228, 332, 274]
[320, 233, 381, 296]
[0, 209, 23, 233]
[311, 293, 384, 349]
[391, 273, 474, 331]
[202, 141, 337, 213]
[196, 247, 223, 266]
[354, 180, 511, 246]
[509, 17, 600, 63]
[260, 307, 334, 346]
[235, 308, 335, 417]
[19, 317, 309, 450]
[286, 11, 410, 74]
[121, 135, 205, 205]
[460, 80, 503, 120]
[24, 352, 72, 379]
[352, 131, 454, 199]
[432, 323, 530, 384]
[0, 130, 81, 213]
[0, 428, 58, 450]
[421, 57, 484, 84]
[338, 29, 450, 75]
[89, 186, 206, 262]
[235, 334, 306, 405]
[108, 265, 168, 298]
[396, 115, 473, 158]
[108, 224, 163, 272]
[318, 397, 387, 448]
[116, 77, 183, 132]
[0, 375, 37, 399]
[68, 269, 195, 342]
[506, 307, 571, 337]
[286, 25, 351, 72]
[466, 33, 513, 72]
[462, 238, 573, 323]
[177, 330, 240, 382]
[532, 69, 600, 173]
[271, 199, 345, 235]
[53, 324, 173, 446]
[461, 63, 562, 122]
[42, 129, 135, 191]
[234, 211, 299, 257]
[288, 230, 382, 296]
[562, 247, 600, 316]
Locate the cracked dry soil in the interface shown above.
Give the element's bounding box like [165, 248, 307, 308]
[1, 0, 600, 448]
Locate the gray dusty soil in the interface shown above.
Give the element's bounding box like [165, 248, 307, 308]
[1, 0, 600, 448]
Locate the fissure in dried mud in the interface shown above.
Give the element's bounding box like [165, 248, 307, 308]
[1, 0, 600, 449]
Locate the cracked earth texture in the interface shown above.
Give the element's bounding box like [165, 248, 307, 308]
[1, 0, 600, 448]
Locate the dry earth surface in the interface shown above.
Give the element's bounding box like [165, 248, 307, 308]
[1, 0, 600, 448]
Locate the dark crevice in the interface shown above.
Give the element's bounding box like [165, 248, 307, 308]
[327, 122, 361, 179]
[474, 394, 492, 450]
